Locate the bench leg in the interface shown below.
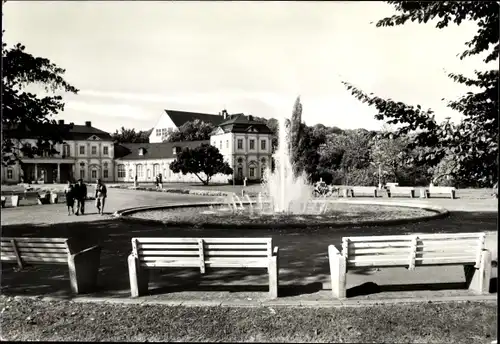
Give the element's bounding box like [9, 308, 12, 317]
[128, 254, 150, 297]
[328, 246, 346, 299]
[464, 250, 492, 294]
[268, 256, 279, 299]
[68, 246, 101, 294]
[450, 190, 456, 199]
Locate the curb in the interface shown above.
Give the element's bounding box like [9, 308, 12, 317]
[3, 294, 497, 308]
[113, 199, 450, 229]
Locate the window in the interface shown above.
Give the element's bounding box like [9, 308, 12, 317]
[226, 140, 229, 148]
[91, 169, 97, 179]
[136, 164, 143, 178]
[79, 146, 85, 155]
[249, 139, 255, 150]
[156, 129, 161, 136]
[7, 169, 13, 179]
[147, 169, 151, 179]
[249, 167, 255, 177]
[261, 140, 266, 150]
[103, 162, 108, 168]
[63, 144, 70, 157]
[103, 146, 109, 155]
[237, 167, 243, 178]
[153, 164, 160, 177]
[80, 169, 85, 179]
[91, 146, 97, 155]
[261, 166, 265, 178]
[237, 139, 243, 149]
[237, 157, 243, 164]
[103, 170, 108, 178]
[117, 164, 126, 178]
[128, 169, 133, 179]
[162, 128, 167, 136]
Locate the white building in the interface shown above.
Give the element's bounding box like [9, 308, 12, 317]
[2, 120, 115, 184]
[148, 109, 227, 143]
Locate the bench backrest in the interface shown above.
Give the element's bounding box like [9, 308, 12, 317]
[132, 237, 273, 270]
[1, 237, 70, 265]
[429, 186, 456, 192]
[342, 233, 485, 270]
[389, 186, 415, 191]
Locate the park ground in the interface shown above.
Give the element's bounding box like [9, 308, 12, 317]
[0, 184, 498, 342]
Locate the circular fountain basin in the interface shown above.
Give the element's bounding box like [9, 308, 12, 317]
[120, 200, 449, 229]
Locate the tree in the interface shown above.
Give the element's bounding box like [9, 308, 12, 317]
[169, 144, 233, 185]
[2, 39, 79, 166]
[342, 1, 499, 186]
[165, 120, 215, 142]
[111, 127, 150, 143]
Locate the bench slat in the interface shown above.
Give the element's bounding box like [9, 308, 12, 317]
[1, 255, 68, 264]
[138, 244, 200, 250]
[134, 237, 271, 244]
[206, 251, 269, 256]
[349, 242, 412, 249]
[138, 250, 199, 256]
[345, 233, 482, 242]
[1, 237, 67, 244]
[348, 247, 411, 255]
[137, 243, 269, 250]
[1, 247, 68, 254]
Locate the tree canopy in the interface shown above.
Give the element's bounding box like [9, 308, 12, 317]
[343, 1, 499, 186]
[169, 144, 233, 185]
[111, 127, 150, 143]
[2, 39, 79, 166]
[164, 120, 215, 142]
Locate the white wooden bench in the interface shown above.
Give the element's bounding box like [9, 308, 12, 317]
[386, 186, 415, 198]
[1, 237, 101, 294]
[421, 186, 457, 199]
[128, 237, 279, 298]
[349, 186, 379, 198]
[328, 233, 491, 299]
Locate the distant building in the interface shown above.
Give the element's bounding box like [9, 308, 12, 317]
[2, 110, 273, 184]
[148, 109, 228, 143]
[2, 120, 114, 184]
[210, 113, 273, 182]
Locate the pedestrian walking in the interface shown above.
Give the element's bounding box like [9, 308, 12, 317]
[64, 180, 75, 215]
[158, 173, 163, 189]
[95, 178, 107, 215]
[74, 178, 87, 215]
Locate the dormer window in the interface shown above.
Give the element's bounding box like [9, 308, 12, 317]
[138, 148, 145, 156]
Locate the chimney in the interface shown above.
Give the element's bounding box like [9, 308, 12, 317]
[221, 109, 228, 119]
[248, 115, 253, 121]
[58, 119, 65, 125]
[85, 121, 91, 127]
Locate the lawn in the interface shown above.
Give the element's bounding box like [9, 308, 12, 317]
[0, 297, 496, 343]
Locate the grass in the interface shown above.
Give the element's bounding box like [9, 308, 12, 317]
[0, 297, 496, 343]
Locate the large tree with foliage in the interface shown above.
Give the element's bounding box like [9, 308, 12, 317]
[165, 120, 215, 142]
[2, 37, 79, 166]
[342, 1, 498, 187]
[169, 144, 233, 185]
[111, 127, 150, 143]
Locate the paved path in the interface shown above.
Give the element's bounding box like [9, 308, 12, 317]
[1, 188, 218, 226]
[1, 189, 497, 302]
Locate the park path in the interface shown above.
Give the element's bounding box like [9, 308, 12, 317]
[0, 188, 218, 226]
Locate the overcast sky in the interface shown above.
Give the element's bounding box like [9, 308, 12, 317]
[4, 1, 490, 133]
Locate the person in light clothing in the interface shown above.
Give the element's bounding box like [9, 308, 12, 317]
[64, 180, 75, 215]
[95, 179, 107, 215]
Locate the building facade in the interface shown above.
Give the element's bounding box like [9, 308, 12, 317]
[1, 120, 115, 184]
[2, 111, 273, 184]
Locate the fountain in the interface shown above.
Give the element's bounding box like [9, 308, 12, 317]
[127, 97, 441, 228]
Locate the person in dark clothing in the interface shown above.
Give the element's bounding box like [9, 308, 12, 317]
[74, 179, 87, 215]
[94, 178, 107, 215]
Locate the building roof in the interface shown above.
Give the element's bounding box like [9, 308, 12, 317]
[216, 114, 272, 134]
[4, 121, 113, 141]
[165, 110, 226, 128]
[114, 140, 208, 161]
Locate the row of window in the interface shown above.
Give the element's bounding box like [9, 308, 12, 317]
[117, 164, 162, 179]
[79, 169, 109, 180]
[155, 128, 167, 137]
[77, 145, 109, 156]
[214, 139, 267, 151]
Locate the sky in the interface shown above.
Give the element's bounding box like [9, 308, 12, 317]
[3, 1, 491, 133]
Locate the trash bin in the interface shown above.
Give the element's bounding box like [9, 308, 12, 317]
[11, 195, 20, 207]
[50, 192, 59, 204]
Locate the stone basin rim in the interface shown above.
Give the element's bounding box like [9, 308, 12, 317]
[114, 200, 450, 229]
